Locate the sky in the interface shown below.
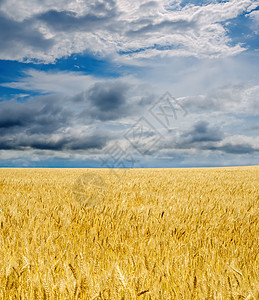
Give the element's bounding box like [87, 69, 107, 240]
[0, 0, 258, 168]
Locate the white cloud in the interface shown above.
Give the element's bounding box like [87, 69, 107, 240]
[0, 0, 256, 62]
[0, 69, 142, 97]
[248, 10, 259, 33]
[1, 69, 96, 95]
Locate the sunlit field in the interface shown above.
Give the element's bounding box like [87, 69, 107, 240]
[0, 167, 258, 299]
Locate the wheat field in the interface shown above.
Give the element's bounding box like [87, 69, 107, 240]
[0, 166, 258, 299]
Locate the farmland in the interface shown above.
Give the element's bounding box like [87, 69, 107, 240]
[0, 166, 258, 299]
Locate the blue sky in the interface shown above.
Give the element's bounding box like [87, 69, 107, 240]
[0, 0, 258, 168]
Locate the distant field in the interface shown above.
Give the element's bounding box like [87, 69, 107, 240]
[0, 167, 258, 299]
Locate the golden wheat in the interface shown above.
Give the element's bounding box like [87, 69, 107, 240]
[0, 166, 258, 299]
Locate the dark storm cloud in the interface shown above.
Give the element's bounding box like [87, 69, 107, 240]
[66, 135, 107, 150]
[169, 121, 258, 154]
[0, 104, 34, 128]
[181, 121, 223, 143]
[0, 12, 53, 52]
[0, 79, 148, 151]
[79, 81, 142, 121]
[88, 82, 128, 111]
[0, 97, 71, 135]
[0, 96, 73, 151]
[204, 143, 259, 154]
[0, 135, 64, 151]
[0, 133, 107, 151]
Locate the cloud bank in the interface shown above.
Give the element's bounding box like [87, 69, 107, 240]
[0, 0, 258, 62]
[1, 69, 258, 167]
[0, 1, 258, 167]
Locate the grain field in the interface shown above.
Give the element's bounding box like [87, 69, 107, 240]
[0, 166, 258, 299]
